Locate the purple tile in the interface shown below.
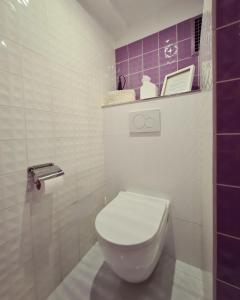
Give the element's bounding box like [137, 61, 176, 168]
[143, 50, 158, 70]
[217, 135, 240, 186]
[159, 62, 177, 83]
[159, 44, 178, 66]
[135, 88, 140, 100]
[159, 25, 177, 48]
[217, 0, 240, 28]
[116, 61, 128, 77]
[143, 33, 158, 53]
[129, 56, 142, 74]
[217, 234, 240, 288]
[217, 23, 240, 81]
[115, 46, 128, 63]
[178, 56, 198, 77]
[143, 67, 159, 86]
[217, 185, 240, 238]
[128, 40, 142, 58]
[192, 76, 199, 90]
[217, 80, 240, 133]
[217, 280, 240, 300]
[178, 38, 192, 60]
[128, 72, 143, 89]
[177, 19, 192, 41]
[159, 83, 163, 95]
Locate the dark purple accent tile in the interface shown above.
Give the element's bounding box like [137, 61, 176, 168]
[143, 50, 158, 70]
[159, 62, 177, 83]
[128, 40, 143, 58]
[192, 76, 199, 90]
[217, 234, 240, 288]
[116, 61, 128, 77]
[129, 56, 142, 74]
[159, 44, 178, 66]
[177, 19, 192, 41]
[143, 67, 159, 85]
[217, 185, 240, 238]
[159, 25, 177, 48]
[120, 75, 128, 89]
[159, 83, 163, 95]
[178, 56, 198, 77]
[217, 280, 240, 300]
[217, 23, 240, 81]
[135, 88, 140, 100]
[115, 46, 128, 63]
[128, 72, 143, 89]
[143, 33, 158, 53]
[217, 135, 240, 186]
[217, 0, 240, 28]
[217, 80, 240, 133]
[178, 38, 192, 60]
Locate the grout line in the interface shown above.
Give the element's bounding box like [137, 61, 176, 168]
[217, 232, 240, 241]
[216, 20, 240, 31]
[217, 133, 240, 136]
[217, 279, 240, 291]
[217, 77, 240, 84]
[217, 183, 240, 189]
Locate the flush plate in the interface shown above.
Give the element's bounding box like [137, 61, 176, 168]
[129, 109, 161, 133]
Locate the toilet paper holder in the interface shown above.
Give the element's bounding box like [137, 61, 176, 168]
[27, 163, 64, 190]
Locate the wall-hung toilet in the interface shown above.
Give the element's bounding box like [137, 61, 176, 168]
[95, 191, 170, 283]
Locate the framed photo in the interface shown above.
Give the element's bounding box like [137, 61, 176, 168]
[161, 65, 195, 96]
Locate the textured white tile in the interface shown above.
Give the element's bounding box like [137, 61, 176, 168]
[26, 110, 53, 139]
[0, 106, 25, 139]
[0, 0, 114, 299]
[27, 138, 55, 166]
[0, 71, 24, 107]
[0, 1, 21, 43]
[0, 170, 27, 200]
[0, 140, 27, 174]
[0, 36, 22, 75]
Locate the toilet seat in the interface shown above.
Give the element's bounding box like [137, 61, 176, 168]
[95, 192, 168, 247]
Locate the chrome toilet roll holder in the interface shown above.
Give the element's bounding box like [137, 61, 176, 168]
[27, 163, 64, 190]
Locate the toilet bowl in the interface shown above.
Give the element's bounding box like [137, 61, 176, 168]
[95, 191, 170, 283]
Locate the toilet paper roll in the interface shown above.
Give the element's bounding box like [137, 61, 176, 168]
[42, 176, 64, 195]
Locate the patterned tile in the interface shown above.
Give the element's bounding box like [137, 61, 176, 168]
[115, 17, 198, 96]
[159, 25, 177, 48]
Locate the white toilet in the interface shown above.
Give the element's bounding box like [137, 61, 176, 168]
[95, 191, 170, 283]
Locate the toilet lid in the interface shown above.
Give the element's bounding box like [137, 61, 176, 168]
[95, 192, 169, 246]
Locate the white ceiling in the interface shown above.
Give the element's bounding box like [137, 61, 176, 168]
[77, 0, 203, 46]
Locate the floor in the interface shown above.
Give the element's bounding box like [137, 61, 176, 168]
[47, 243, 206, 300]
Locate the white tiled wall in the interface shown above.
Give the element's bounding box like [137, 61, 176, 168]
[0, 0, 114, 299]
[103, 91, 212, 270]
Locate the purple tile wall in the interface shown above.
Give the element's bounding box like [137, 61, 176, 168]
[215, 0, 240, 298]
[115, 17, 200, 99]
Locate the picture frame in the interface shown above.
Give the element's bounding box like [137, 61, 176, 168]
[161, 65, 195, 96]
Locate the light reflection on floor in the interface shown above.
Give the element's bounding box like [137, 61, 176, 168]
[48, 243, 206, 300]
